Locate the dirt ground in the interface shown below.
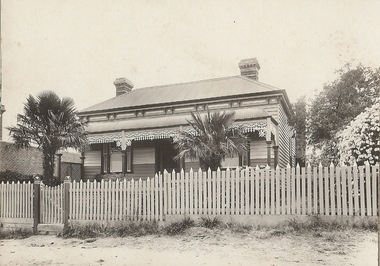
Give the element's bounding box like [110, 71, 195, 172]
[0, 228, 377, 266]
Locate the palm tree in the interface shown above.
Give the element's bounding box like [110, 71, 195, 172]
[174, 109, 248, 171]
[7, 91, 87, 185]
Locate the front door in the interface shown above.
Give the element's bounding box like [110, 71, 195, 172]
[156, 140, 179, 174]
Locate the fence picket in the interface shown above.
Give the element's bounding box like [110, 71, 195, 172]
[306, 165, 311, 215]
[372, 165, 378, 216]
[296, 165, 300, 215]
[184, 171, 189, 215]
[359, 166, 365, 216]
[353, 164, 359, 215]
[159, 173, 163, 221]
[365, 163, 372, 216]
[245, 169, 249, 215]
[336, 166, 341, 216]
[301, 166, 306, 215]
[318, 165, 323, 215]
[330, 164, 335, 216]
[347, 167, 353, 216]
[194, 170, 198, 215]
[217, 169, 221, 215]
[222, 170, 226, 215]
[341, 166, 347, 216]
[275, 167, 280, 214]
[190, 169, 194, 215]
[231, 169, 235, 215]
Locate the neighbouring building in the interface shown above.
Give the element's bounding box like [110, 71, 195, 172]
[79, 58, 295, 180]
[0, 141, 82, 180]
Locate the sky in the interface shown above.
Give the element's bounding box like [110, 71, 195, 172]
[2, 0, 380, 142]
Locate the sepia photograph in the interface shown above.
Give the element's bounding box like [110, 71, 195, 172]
[0, 0, 379, 265]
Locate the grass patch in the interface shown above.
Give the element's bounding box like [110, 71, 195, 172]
[163, 217, 195, 235]
[0, 228, 33, 239]
[285, 215, 378, 232]
[199, 217, 222, 229]
[60, 221, 160, 239]
[225, 222, 253, 233]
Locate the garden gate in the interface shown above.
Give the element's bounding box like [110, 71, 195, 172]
[33, 177, 70, 233]
[40, 183, 64, 224]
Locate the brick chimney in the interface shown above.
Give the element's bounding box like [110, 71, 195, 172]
[114, 78, 134, 96]
[238, 58, 260, 81]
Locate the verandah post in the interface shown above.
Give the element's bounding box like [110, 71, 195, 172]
[63, 176, 71, 227]
[33, 175, 41, 234]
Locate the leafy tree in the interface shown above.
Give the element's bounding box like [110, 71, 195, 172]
[289, 96, 307, 166]
[337, 100, 379, 166]
[308, 64, 380, 164]
[173, 110, 248, 171]
[7, 91, 87, 186]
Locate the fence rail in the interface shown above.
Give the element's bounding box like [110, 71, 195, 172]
[0, 164, 379, 225]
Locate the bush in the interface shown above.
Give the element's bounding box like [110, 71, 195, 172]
[60, 221, 161, 239]
[0, 228, 33, 239]
[164, 217, 195, 235]
[0, 170, 34, 183]
[199, 217, 222, 229]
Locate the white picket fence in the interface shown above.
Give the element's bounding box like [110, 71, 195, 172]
[0, 164, 378, 224]
[0, 181, 33, 219]
[68, 164, 379, 222]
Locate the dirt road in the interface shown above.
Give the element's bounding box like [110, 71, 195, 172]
[0, 228, 377, 266]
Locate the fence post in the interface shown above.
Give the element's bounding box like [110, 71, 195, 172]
[80, 151, 85, 179]
[33, 175, 41, 234]
[63, 176, 71, 228]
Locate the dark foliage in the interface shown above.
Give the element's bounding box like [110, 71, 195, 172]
[174, 109, 248, 171]
[0, 170, 34, 183]
[199, 217, 222, 229]
[163, 217, 195, 235]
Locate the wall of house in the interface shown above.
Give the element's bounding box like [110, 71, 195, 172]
[185, 158, 199, 172]
[278, 104, 295, 167]
[83, 150, 101, 180]
[127, 146, 155, 180]
[249, 139, 274, 167]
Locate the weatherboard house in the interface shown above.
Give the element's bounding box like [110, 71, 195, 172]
[78, 58, 295, 180]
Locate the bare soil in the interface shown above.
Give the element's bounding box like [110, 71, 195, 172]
[0, 228, 377, 266]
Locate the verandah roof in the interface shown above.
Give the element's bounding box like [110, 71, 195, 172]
[88, 122, 268, 147]
[87, 108, 277, 146]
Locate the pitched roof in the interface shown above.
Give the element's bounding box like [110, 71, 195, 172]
[80, 75, 284, 114]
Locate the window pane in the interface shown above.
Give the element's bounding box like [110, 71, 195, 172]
[110, 151, 122, 172]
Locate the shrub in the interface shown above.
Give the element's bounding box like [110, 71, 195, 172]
[164, 217, 195, 235]
[0, 228, 33, 239]
[61, 223, 103, 239]
[0, 170, 34, 183]
[199, 217, 222, 229]
[60, 221, 161, 239]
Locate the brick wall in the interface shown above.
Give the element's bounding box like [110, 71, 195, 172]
[0, 141, 81, 176]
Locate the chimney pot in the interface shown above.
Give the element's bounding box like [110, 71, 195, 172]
[239, 58, 260, 81]
[114, 78, 134, 96]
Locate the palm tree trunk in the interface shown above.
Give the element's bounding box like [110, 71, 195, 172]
[42, 147, 57, 186]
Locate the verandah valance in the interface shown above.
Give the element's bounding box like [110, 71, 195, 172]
[88, 122, 268, 147]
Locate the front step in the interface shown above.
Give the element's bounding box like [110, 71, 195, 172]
[37, 224, 64, 235]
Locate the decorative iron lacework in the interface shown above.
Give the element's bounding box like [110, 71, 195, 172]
[88, 122, 268, 146]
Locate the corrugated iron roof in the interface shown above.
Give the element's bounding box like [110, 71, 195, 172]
[86, 107, 270, 133]
[80, 75, 283, 114]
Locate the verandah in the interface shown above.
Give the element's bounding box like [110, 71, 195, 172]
[0, 164, 378, 225]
